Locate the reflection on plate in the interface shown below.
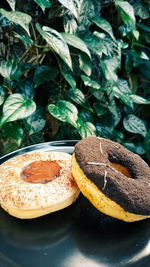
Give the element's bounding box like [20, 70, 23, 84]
[72, 196, 150, 266]
[0, 141, 150, 267]
[0, 204, 74, 249]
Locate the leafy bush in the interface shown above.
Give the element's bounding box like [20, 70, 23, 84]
[0, 0, 150, 161]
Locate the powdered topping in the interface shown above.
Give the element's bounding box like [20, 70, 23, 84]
[0, 151, 79, 210]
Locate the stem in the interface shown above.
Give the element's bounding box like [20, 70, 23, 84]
[18, 45, 32, 63]
[6, 23, 13, 61]
[30, 21, 39, 65]
[3, 81, 12, 95]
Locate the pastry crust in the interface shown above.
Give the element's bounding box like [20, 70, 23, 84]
[71, 137, 150, 222]
[0, 151, 80, 219]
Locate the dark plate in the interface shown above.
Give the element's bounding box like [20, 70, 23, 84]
[0, 141, 150, 267]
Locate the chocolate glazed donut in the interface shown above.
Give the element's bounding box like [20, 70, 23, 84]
[71, 137, 150, 222]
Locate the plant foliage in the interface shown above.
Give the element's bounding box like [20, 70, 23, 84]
[0, 0, 150, 162]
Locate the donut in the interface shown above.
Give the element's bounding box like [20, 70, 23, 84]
[71, 136, 150, 222]
[0, 151, 80, 219]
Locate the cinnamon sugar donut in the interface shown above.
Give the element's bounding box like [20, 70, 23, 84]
[0, 151, 80, 219]
[71, 137, 150, 222]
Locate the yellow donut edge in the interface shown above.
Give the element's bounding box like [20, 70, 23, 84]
[1, 189, 80, 219]
[71, 153, 150, 222]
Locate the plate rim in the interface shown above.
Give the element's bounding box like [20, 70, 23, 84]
[0, 140, 78, 164]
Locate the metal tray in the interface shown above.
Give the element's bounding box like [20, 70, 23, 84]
[0, 141, 150, 267]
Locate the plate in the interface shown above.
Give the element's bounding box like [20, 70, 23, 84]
[0, 141, 150, 267]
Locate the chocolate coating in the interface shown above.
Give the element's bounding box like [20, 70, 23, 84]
[74, 137, 150, 215]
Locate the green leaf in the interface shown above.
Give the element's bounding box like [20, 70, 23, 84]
[48, 100, 78, 128]
[81, 32, 103, 57]
[115, 1, 136, 31]
[16, 81, 34, 99]
[118, 39, 129, 49]
[33, 65, 59, 87]
[113, 86, 133, 108]
[102, 36, 121, 59]
[131, 49, 149, 61]
[75, 117, 84, 129]
[93, 103, 107, 116]
[124, 142, 145, 155]
[2, 122, 23, 146]
[77, 0, 101, 33]
[67, 88, 86, 105]
[132, 42, 149, 49]
[62, 72, 76, 89]
[0, 9, 32, 35]
[0, 86, 5, 106]
[58, 0, 78, 18]
[34, 0, 52, 12]
[108, 107, 122, 128]
[14, 33, 33, 48]
[0, 58, 22, 80]
[81, 75, 100, 89]
[79, 109, 95, 123]
[132, 30, 139, 41]
[78, 122, 97, 138]
[64, 14, 77, 34]
[123, 114, 147, 137]
[79, 53, 91, 76]
[130, 95, 150, 105]
[96, 123, 113, 138]
[61, 32, 91, 59]
[137, 23, 150, 33]
[92, 17, 115, 41]
[116, 78, 132, 94]
[24, 109, 46, 135]
[36, 23, 72, 70]
[108, 100, 118, 118]
[133, 1, 149, 20]
[112, 129, 124, 142]
[144, 130, 150, 159]
[80, 104, 94, 114]
[90, 89, 104, 101]
[0, 93, 36, 127]
[101, 58, 118, 82]
[6, 0, 15, 11]
[0, 13, 10, 27]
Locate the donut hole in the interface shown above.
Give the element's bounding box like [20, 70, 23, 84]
[108, 155, 132, 178]
[111, 163, 132, 178]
